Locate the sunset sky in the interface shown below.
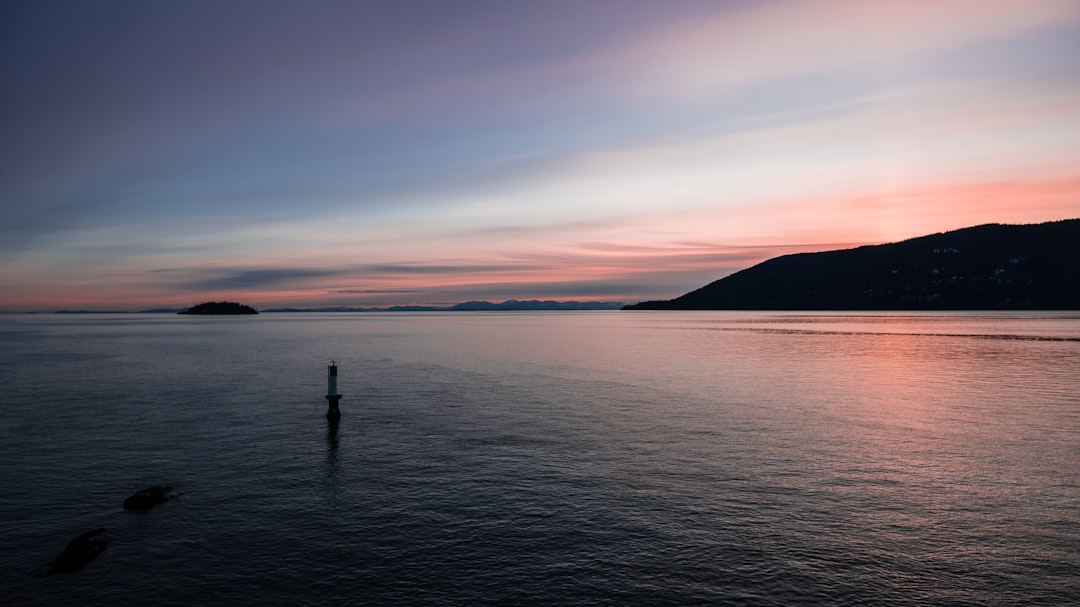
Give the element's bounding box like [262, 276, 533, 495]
[3, 0, 1079, 311]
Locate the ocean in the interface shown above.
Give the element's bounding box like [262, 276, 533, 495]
[1, 311, 1077, 606]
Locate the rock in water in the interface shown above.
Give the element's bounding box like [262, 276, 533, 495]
[123, 485, 174, 511]
[48, 528, 107, 574]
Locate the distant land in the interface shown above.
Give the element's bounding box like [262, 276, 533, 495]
[53, 310, 130, 314]
[262, 300, 625, 312]
[178, 301, 259, 315]
[624, 220, 1080, 310]
[33, 300, 623, 314]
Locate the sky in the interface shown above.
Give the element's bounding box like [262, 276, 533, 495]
[2, 0, 1079, 311]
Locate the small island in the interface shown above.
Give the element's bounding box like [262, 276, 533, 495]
[178, 301, 259, 315]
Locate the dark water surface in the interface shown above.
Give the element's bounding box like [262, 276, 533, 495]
[1, 312, 1077, 606]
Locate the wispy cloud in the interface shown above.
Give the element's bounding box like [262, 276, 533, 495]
[181, 268, 347, 290]
[331, 289, 421, 295]
[587, 0, 1080, 98]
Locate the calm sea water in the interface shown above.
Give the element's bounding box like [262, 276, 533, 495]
[1, 311, 1077, 606]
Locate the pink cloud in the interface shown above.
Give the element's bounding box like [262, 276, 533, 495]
[590, 0, 1080, 98]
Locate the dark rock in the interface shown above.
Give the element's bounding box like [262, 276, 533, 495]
[123, 485, 174, 511]
[47, 528, 107, 574]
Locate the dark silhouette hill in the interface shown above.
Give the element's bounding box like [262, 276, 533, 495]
[624, 220, 1080, 310]
[179, 301, 259, 314]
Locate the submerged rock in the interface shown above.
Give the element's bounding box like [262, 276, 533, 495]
[48, 528, 107, 574]
[123, 485, 174, 511]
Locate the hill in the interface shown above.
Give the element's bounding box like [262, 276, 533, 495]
[623, 220, 1080, 310]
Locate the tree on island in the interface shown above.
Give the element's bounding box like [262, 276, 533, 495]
[178, 301, 259, 315]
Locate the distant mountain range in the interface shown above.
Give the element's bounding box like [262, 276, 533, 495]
[262, 300, 624, 312]
[43, 300, 623, 314]
[624, 219, 1080, 310]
